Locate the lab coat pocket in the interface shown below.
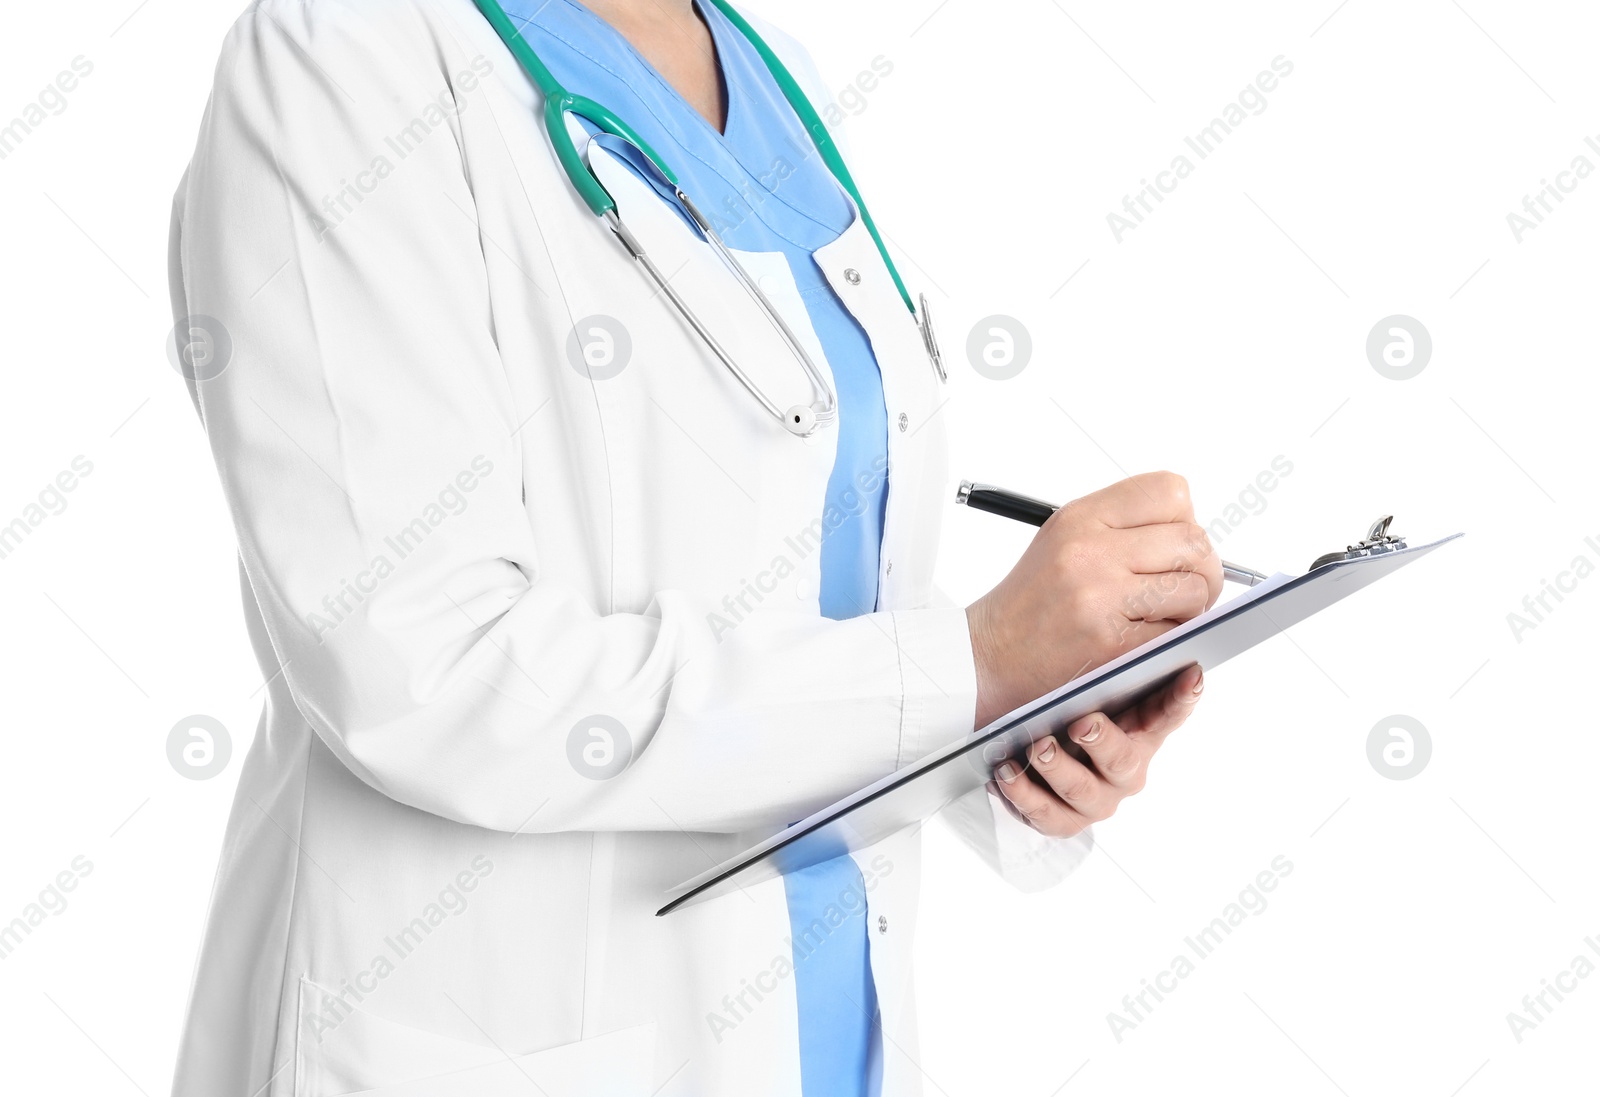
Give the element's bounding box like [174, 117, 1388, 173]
[295, 976, 655, 1097]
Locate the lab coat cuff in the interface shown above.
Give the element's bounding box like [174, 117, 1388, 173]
[890, 606, 978, 768]
[938, 785, 1096, 892]
[990, 803, 1096, 892]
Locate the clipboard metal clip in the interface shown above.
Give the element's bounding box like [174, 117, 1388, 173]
[1310, 515, 1407, 571]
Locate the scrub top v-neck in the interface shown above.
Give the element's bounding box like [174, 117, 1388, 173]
[493, 2, 890, 1094]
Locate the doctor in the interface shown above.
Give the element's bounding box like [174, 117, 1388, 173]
[167, 0, 1221, 1094]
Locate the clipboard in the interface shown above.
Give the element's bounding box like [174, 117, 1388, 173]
[658, 519, 1462, 916]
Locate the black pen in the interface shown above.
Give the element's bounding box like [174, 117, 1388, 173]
[955, 480, 1270, 587]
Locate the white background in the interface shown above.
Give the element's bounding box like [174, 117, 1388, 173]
[1, 0, 1594, 1094]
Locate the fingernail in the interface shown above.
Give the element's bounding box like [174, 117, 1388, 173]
[1191, 669, 1205, 695]
[1035, 738, 1057, 765]
[996, 762, 1019, 784]
[1075, 720, 1101, 745]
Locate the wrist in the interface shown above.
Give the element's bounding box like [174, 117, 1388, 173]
[966, 598, 1006, 730]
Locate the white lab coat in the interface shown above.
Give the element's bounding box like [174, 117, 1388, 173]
[167, 1, 1091, 1094]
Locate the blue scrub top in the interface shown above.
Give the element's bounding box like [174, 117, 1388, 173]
[495, 2, 888, 1093]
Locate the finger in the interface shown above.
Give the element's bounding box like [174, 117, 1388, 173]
[1118, 570, 1212, 624]
[986, 779, 1031, 828]
[1073, 471, 1194, 530]
[1018, 739, 1118, 819]
[1112, 522, 1216, 576]
[1093, 618, 1177, 669]
[1061, 711, 1146, 791]
[1189, 535, 1224, 609]
[1110, 523, 1224, 612]
[1198, 550, 1224, 611]
[993, 757, 1098, 837]
[1121, 664, 1205, 746]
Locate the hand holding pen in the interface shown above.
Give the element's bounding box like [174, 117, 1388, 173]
[957, 471, 1229, 729]
[956, 480, 1268, 587]
[953, 472, 1231, 841]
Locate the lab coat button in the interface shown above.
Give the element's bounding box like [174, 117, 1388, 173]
[843, 267, 861, 285]
[877, 915, 889, 934]
[758, 273, 781, 295]
[897, 412, 908, 432]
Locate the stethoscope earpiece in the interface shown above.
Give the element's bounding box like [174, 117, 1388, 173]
[783, 405, 818, 436]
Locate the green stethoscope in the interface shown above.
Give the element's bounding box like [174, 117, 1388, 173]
[471, 0, 947, 437]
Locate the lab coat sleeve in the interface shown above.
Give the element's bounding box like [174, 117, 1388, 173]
[171, 0, 979, 837]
